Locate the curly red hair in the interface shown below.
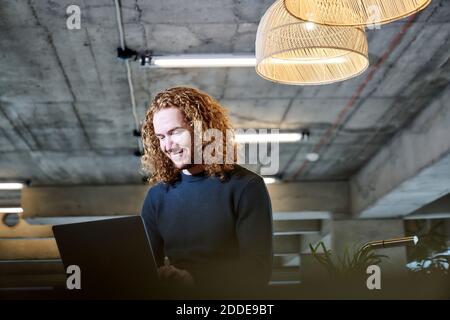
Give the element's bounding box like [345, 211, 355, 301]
[141, 87, 236, 184]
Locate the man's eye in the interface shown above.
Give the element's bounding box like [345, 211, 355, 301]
[172, 129, 185, 135]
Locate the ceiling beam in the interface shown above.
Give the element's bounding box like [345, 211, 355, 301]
[351, 85, 450, 218]
[22, 181, 348, 223]
[405, 193, 450, 220]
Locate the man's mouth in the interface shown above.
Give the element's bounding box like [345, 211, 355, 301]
[170, 150, 184, 159]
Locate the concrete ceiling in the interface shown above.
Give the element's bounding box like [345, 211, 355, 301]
[1, 0, 450, 186]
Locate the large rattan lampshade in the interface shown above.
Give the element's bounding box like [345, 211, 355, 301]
[256, 0, 369, 85]
[284, 0, 432, 27]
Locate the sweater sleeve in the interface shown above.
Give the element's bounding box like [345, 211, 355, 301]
[141, 187, 165, 267]
[234, 176, 273, 286]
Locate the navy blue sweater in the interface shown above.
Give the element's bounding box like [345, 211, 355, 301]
[141, 165, 273, 287]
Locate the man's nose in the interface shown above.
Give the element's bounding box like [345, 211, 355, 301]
[164, 136, 175, 153]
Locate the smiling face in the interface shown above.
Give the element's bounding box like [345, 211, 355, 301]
[153, 107, 194, 170]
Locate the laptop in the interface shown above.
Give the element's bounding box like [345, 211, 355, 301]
[53, 216, 161, 299]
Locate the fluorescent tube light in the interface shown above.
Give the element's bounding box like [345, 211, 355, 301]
[148, 54, 256, 68]
[147, 54, 345, 68]
[0, 207, 23, 214]
[234, 133, 302, 143]
[263, 177, 278, 184]
[0, 183, 24, 190]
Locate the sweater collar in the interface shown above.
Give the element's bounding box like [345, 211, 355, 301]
[180, 170, 207, 182]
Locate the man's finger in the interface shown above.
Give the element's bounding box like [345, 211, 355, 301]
[158, 266, 172, 278]
[158, 266, 178, 279]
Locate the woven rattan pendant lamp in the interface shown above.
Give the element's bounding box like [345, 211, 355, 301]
[284, 0, 432, 27]
[256, 0, 369, 85]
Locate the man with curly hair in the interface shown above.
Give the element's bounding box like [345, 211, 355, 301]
[140, 87, 273, 295]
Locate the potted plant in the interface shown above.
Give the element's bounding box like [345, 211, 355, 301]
[406, 220, 449, 279]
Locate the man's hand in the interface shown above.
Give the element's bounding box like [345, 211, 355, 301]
[157, 265, 194, 286]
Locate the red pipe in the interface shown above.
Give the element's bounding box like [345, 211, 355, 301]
[292, 15, 417, 179]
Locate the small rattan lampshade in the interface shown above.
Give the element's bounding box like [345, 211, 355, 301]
[255, 0, 369, 85]
[284, 0, 431, 27]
